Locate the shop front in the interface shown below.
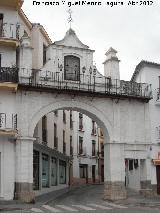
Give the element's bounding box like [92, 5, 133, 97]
[33, 142, 70, 193]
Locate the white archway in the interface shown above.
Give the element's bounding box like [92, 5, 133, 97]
[28, 99, 113, 143]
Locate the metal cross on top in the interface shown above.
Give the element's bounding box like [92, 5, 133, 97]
[67, 9, 73, 28]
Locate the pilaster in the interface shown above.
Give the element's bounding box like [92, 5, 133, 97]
[15, 136, 35, 203]
[104, 142, 127, 200]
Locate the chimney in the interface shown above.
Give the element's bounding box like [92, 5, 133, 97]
[103, 47, 120, 80]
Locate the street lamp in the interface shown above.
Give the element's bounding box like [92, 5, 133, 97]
[93, 66, 97, 92]
[82, 66, 86, 84]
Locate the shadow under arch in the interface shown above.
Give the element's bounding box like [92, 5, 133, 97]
[28, 100, 112, 142]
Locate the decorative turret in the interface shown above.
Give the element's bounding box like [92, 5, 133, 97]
[103, 47, 120, 80]
[19, 32, 32, 82]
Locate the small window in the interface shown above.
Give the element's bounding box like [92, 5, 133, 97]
[91, 120, 96, 135]
[0, 14, 3, 37]
[92, 140, 96, 156]
[129, 159, 133, 171]
[54, 110, 58, 117]
[42, 116, 47, 144]
[54, 123, 58, 149]
[100, 143, 104, 157]
[43, 44, 47, 65]
[70, 136, 73, 155]
[79, 113, 83, 130]
[70, 111, 73, 129]
[63, 110, 66, 123]
[79, 164, 87, 178]
[79, 136, 83, 155]
[63, 130, 66, 154]
[16, 48, 19, 67]
[0, 54, 1, 68]
[64, 55, 80, 81]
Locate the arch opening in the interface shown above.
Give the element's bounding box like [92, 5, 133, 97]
[31, 101, 111, 192]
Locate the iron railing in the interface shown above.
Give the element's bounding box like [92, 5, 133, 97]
[0, 113, 17, 130]
[0, 23, 20, 39]
[0, 67, 152, 100]
[0, 67, 18, 83]
[19, 69, 152, 99]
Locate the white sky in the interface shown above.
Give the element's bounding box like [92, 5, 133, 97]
[22, 0, 160, 80]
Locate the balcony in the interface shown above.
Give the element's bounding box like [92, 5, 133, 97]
[0, 23, 20, 47]
[0, 67, 18, 90]
[18, 69, 152, 101]
[0, 113, 17, 135]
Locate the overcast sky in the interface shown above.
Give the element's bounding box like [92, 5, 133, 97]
[22, 0, 160, 80]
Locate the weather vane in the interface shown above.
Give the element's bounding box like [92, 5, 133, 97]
[67, 9, 73, 29]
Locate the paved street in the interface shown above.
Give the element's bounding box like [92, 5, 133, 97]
[1, 185, 160, 213]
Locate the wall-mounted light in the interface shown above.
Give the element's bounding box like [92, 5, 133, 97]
[89, 66, 92, 75]
[82, 66, 86, 74]
[93, 66, 97, 76]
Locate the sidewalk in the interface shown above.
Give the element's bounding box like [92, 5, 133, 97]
[115, 188, 160, 208]
[0, 186, 160, 211]
[0, 187, 70, 211]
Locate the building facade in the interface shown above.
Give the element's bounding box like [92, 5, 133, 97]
[0, 0, 155, 203]
[33, 109, 103, 193]
[128, 61, 160, 195]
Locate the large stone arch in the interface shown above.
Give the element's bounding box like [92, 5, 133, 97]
[28, 99, 113, 143]
[16, 92, 129, 202]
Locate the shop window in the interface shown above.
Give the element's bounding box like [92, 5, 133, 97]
[64, 55, 80, 81]
[33, 150, 39, 190]
[59, 160, 66, 184]
[51, 157, 57, 186]
[42, 154, 49, 187]
[79, 136, 83, 155]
